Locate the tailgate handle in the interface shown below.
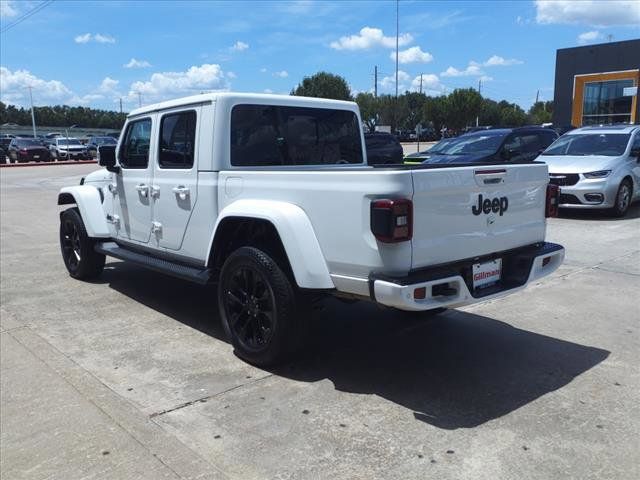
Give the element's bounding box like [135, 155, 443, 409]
[484, 177, 502, 184]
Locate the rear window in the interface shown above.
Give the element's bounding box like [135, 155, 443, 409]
[230, 104, 363, 166]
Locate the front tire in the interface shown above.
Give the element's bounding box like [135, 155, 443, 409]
[59, 208, 105, 279]
[611, 179, 632, 217]
[218, 246, 303, 367]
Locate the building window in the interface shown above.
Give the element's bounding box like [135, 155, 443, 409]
[581, 79, 635, 125]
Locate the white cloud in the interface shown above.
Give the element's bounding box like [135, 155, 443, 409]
[273, 70, 289, 78]
[94, 33, 115, 44]
[1, 0, 19, 18]
[483, 55, 523, 67]
[441, 63, 484, 77]
[260, 67, 268, 73]
[330, 26, 413, 51]
[127, 64, 229, 104]
[98, 77, 119, 94]
[124, 58, 152, 69]
[74, 33, 92, 44]
[226, 71, 237, 79]
[380, 70, 411, 91]
[231, 41, 249, 51]
[409, 74, 444, 94]
[264, 88, 274, 94]
[535, 0, 640, 27]
[577, 30, 604, 45]
[390, 46, 434, 64]
[74, 33, 116, 44]
[0, 67, 73, 105]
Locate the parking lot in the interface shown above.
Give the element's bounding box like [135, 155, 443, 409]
[1, 164, 639, 480]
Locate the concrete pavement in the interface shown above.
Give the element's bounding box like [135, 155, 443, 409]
[1, 164, 639, 479]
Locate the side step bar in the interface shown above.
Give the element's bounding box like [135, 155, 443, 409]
[95, 242, 212, 285]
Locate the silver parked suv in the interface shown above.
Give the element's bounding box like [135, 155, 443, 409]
[540, 125, 640, 217]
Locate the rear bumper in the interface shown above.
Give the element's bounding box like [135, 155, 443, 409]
[370, 242, 564, 311]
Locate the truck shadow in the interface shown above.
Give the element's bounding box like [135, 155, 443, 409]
[558, 202, 640, 221]
[103, 263, 609, 430]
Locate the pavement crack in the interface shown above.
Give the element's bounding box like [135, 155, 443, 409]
[149, 374, 274, 418]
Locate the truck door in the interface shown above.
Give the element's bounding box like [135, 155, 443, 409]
[150, 107, 200, 250]
[114, 117, 154, 244]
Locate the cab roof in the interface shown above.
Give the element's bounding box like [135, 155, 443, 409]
[127, 92, 359, 117]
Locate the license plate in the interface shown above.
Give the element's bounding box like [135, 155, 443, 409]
[33, 155, 39, 159]
[472, 258, 502, 289]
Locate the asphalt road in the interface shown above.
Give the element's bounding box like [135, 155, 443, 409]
[1, 164, 639, 480]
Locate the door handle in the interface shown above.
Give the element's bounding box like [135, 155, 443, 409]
[172, 185, 190, 200]
[135, 183, 149, 197]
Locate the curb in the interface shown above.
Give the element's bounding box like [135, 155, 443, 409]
[0, 160, 98, 168]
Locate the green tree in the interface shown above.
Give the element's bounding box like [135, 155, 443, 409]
[445, 88, 483, 130]
[528, 101, 553, 124]
[354, 92, 379, 131]
[291, 71, 352, 101]
[421, 95, 448, 134]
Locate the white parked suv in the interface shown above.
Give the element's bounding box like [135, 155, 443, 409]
[50, 137, 89, 161]
[57, 93, 565, 366]
[540, 125, 640, 217]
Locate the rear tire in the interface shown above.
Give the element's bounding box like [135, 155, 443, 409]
[59, 208, 105, 279]
[610, 179, 632, 217]
[218, 246, 304, 367]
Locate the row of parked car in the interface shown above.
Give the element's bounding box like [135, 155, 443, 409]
[0, 132, 118, 163]
[365, 124, 640, 217]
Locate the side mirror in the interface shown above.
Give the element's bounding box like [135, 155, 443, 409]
[98, 145, 119, 173]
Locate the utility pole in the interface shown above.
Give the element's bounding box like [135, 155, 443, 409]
[119, 97, 123, 114]
[535, 89, 539, 104]
[28, 86, 37, 138]
[478, 79, 482, 96]
[374, 65, 378, 98]
[419, 74, 423, 95]
[394, 0, 399, 132]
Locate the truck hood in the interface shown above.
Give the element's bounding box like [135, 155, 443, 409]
[84, 168, 112, 184]
[538, 154, 620, 173]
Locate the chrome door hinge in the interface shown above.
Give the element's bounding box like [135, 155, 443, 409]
[151, 221, 162, 234]
[150, 185, 161, 199]
[108, 183, 118, 195]
[106, 214, 120, 227]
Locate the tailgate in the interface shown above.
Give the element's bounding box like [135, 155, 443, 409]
[410, 163, 548, 269]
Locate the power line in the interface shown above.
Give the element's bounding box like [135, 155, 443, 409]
[1, 1, 55, 34]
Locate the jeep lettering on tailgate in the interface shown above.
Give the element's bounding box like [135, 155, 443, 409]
[472, 194, 509, 216]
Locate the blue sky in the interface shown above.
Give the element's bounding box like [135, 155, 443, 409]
[1, 0, 639, 111]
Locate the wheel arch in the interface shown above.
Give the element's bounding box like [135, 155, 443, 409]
[58, 186, 110, 238]
[207, 200, 334, 289]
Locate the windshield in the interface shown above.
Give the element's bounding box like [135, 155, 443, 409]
[57, 139, 82, 146]
[94, 137, 117, 145]
[543, 133, 630, 156]
[16, 139, 40, 147]
[437, 132, 507, 156]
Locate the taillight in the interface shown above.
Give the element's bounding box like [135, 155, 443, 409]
[546, 184, 560, 218]
[370, 198, 413, 243]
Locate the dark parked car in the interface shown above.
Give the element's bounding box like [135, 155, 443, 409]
[7, 137, 51, 163]
[405, 127, 559, 165]
[85, 136, 118, 158]
[364, 132, 403, 165]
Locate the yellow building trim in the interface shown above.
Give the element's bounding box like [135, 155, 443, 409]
[571, 70, 639, 127]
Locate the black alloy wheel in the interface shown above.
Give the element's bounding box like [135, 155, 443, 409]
[59, 208, 105, 279]
[218, 246, 304, 366]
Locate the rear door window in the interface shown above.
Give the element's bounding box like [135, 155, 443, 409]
[230, 104, 363, 166]
[159, 110, 196, 169]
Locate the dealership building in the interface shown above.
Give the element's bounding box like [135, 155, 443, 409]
[553, 39, 639, 127]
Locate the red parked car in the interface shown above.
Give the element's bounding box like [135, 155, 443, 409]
[7, 138, 51, 163]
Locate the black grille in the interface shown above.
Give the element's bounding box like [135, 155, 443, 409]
[549, 173, 579, 186]
[559, 194, 581, 205]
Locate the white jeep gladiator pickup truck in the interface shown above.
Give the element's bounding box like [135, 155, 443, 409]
[58, 93, 564, 366]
